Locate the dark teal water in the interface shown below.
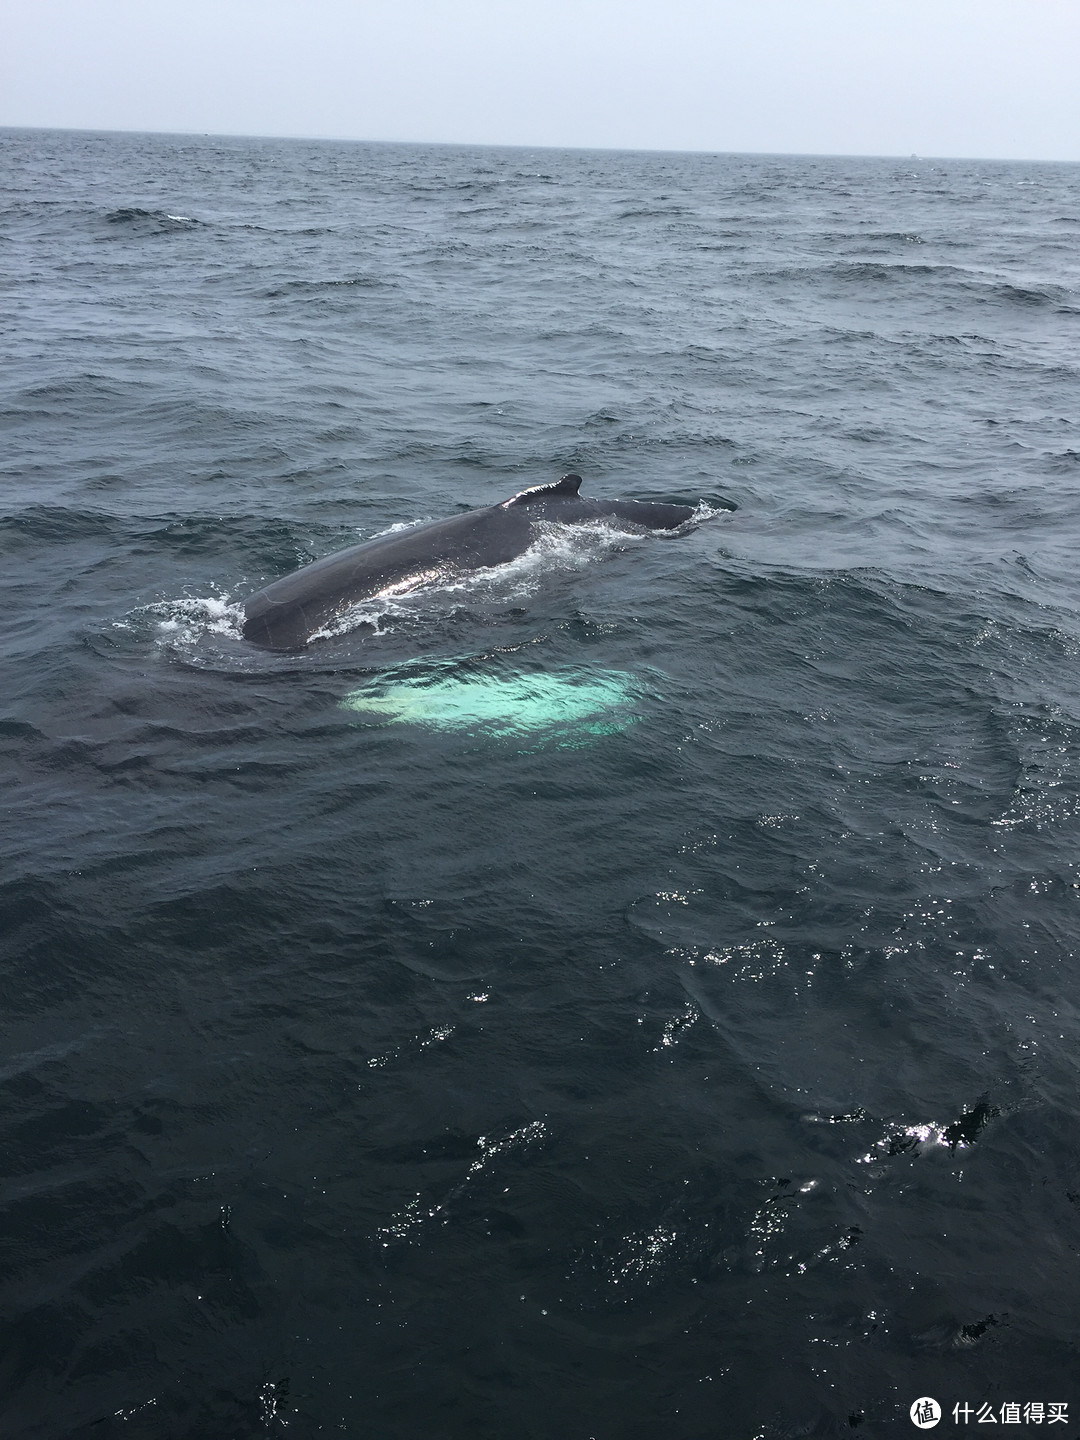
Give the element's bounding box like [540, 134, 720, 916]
[2, 128, 1079, 1438]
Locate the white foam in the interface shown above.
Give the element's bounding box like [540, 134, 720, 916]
[692, 499, 735, 523]
[433, 518, 650, 606]
[365, 517, 435, 540]
[130, 593, 246, 649]
[308, 593, 415, 643]
[309, 519, 642, 642]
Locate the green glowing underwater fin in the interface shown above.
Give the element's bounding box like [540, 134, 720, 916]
[342, 665, 650, 743]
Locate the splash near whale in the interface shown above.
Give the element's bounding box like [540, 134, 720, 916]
[242, 474, 725, 649]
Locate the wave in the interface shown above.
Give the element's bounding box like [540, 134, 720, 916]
[616, 206, 690, 220]
[122, 593, 246, 652]
[103, 206, 201, 233]
[1044, 449, 1080, 472]
[0, 199, 206, 244]
[261, 274, 389, 298]
[751, 258, 1077, 310]
[0, 505, 121, 544]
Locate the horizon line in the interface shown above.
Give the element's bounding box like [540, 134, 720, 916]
[2, 122, 1077, 168]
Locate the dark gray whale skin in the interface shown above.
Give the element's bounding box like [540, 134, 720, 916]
[242, 474, 726, 650]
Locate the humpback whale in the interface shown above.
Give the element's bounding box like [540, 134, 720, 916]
[243, 474, 725, 650]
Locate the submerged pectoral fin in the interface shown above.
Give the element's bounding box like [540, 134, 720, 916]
[342, 665, 646, 739]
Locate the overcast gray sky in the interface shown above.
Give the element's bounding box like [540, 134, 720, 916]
[2, 0, 1078, 160]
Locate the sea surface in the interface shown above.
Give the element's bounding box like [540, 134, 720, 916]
[1, 128, 1079, 1438]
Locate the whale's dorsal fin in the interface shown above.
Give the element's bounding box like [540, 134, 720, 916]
[504, 473, 583, 507]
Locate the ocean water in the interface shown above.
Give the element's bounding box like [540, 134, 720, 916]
[1, 127, 1079, 1437]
